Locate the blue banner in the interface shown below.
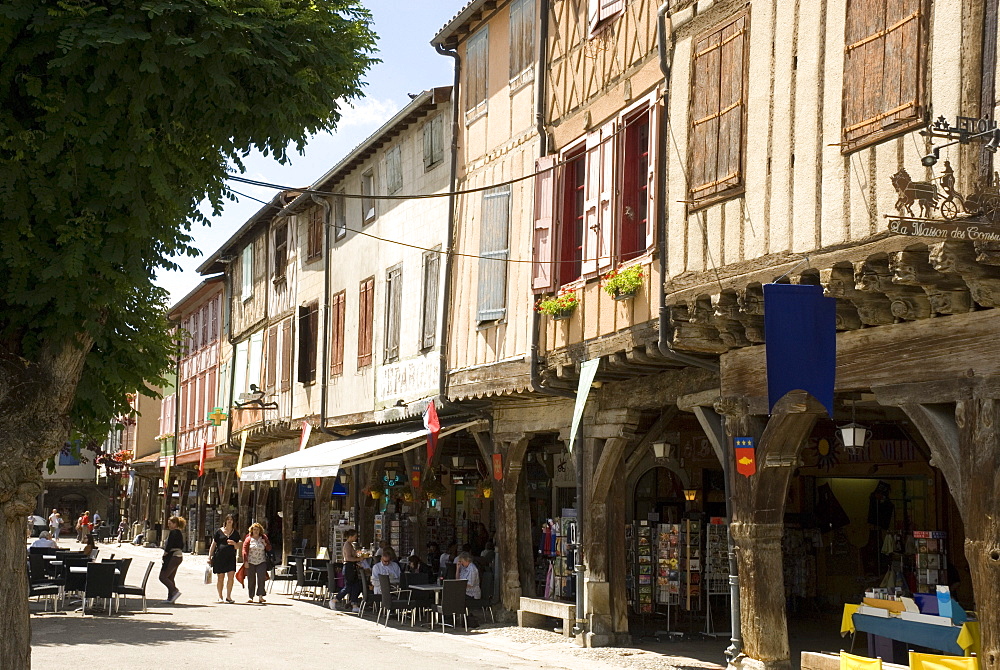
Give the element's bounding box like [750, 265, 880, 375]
[763, 283, 836, 416]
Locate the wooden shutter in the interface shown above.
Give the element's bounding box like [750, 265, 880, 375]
[533, 155, 556, 293]
[358, 277, 374, 368]
[279, 319, 292, 391]
[588, 0, 601, 33]
[601, 0, 624, 22]
[331, 291, 345, 376]
[689, 13, 747, 204]
[477, 187, 511, 321]
[297, 303, 318, 384]
[265, 324, 279, 391]
[307, 207, 323, 260]
[423, 120, 435, 169]
[421, 252, 440, 349]
[646, 97, 659, 251]
[210, 296, 219, 342]
[273, 222, 288, 278]
[842, 0, 924, 151]
[582, 121, 615, 275]
[384, 265, 402, 362]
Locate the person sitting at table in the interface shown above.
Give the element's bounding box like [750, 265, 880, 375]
[80, 533, 97, 557]
[457, 551, 481, 627]
[426, 542, 441, 570]
[31, 531, 59, 550]
[405, 554, 434, 578]
[370, 550, 401, 595]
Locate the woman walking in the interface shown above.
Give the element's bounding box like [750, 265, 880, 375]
[159, 516, 186, 604]
[334, 528, 363, 611]
[208, 514, 240, 603]
[242, 522, 272, 604]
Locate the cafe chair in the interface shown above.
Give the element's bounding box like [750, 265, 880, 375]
[435, 579, 469, 633]
[376, 574, 415, 627]
[269, 559, 296, 595]
[63, 556, 91, 602]
[83, 562, 117, 616]
[29, 580, 63, 612]
[839, 652, 881, 670]
[467, 569, 496, 623]
[293, 559, 323, 600]
[115, 560, 154, 613]
[909, 652, 979, 670]
[358, 571, 375, 618]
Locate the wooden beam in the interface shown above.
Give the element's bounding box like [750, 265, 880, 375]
[722, 308, 1000, 397]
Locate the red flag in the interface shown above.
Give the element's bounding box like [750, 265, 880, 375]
[298, 420, 312, 451]
[198, 440, 207, 477]
[423, 401, 440, 463]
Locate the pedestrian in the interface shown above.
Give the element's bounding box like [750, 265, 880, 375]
[159, 515, 186, 604]
[334, 528, 363, 611]
[77, 510, 91, 543]
[92, 510, 101, 528]
[208, 514, 240, 603]
[116, 518, 129, 545]
[48, 509, 62, 540]
[241, 522, 272, 604]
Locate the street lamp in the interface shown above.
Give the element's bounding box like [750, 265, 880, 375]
[838, 398, 871, 456]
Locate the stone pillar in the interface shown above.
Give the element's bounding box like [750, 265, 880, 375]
[254, 482, 268, 531]
[314, 478, 335, 553]
[279, 479, 296, 564]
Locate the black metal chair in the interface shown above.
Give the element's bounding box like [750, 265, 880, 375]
[28, 579, 63, 612]
[29, 546, 52, 555]
[83, 562, 117, 616]
[357, 569, 374, 617]
[269, 558, 296, 595]
[435, 579, 469, 632]
[115, 560, 154, 613]
[376, 574, 415, 627]
[293, 559, 322, 600]
[467, 569, 496, 623]
[326, 561, 341, 605]
[62, 557, 91, 602]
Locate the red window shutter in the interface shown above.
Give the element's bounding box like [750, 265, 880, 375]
[265, 324, 278, 391]
[842, 0, 924, 151]
[331, 291, 345, 376]
[357, 278, 374, 368]
[280, 319, 292, 392]
[532, 155, 557, 293]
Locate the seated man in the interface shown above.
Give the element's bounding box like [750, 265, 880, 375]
[370, 550, 401, 595]
[456, 551, 482, 627]
[30, 531, 59, 550]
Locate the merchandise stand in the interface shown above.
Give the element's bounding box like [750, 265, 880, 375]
[702, 520, 731, 638]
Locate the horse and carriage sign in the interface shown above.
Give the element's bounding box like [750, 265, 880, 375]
[887, 115, 1000, 242]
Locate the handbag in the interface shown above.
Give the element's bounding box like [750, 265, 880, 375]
[204, 564, 213, 585]
[235, 563, 247, 586]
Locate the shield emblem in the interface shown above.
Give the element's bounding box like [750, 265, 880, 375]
[734, 437, 756, 477]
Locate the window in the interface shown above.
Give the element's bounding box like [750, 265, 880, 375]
[589, 0, 624, 34]
[265, 323, 279, 391]
[330, 290, 346, 376]
[421, 250, 440, 349]
[689, 12, 748, 207]
[384, 264, 402, 362]
[209, 296, 219, 342]
[280, 319, 292, 391]
[509, 0, 535, 82]
[558, 150, 586, 286]
[191, 311, 201, 351]
[357, 277, 375, 368]
[423, 115, 444, 170]
[273, 222, 288, 279]
[361, 170, 377, 223]
[842, 0, 926, 152]
[240, 243, 253, 301]
[477, 187, 510, 321]
[334, 193, 347, 240]
[620, 110, 654, 260]
[59, 450, 80, 467]
[385, 144, 403, 195]
[307, 206, 324, 261]
[465, 27, 488, 119]
[297, 301, 319, 384]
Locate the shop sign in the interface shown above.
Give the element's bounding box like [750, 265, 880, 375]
[376, 357, 438, 403]
[887, 217, 1000, 241]
[734, 437, 756, 477]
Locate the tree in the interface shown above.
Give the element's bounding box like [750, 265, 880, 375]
[0, 1, 376, 664]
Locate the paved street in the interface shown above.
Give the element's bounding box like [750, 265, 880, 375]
[30, 539, 726, 670]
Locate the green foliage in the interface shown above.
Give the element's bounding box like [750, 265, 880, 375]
[0, 0, 376, 441]
[602, 265, 644, 297]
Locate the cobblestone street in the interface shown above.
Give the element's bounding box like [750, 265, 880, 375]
[30, 540, 725, 670]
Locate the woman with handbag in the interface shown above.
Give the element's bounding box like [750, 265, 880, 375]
[207, 514, 240, 603]
[159, 516, 186, 604]
[242, 522, 272, 604]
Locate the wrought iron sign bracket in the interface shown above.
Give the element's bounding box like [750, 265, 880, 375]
[233, 384, 279, 411]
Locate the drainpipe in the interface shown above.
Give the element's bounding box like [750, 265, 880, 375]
[656, 4, 740, 661]
[529, 0, 575, 401]
[655, 4, 719, 375]
[435, 45, 460, 413]
[312, 195, 333, 438]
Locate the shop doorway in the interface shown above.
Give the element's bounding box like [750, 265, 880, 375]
[633, 466, 685, 524]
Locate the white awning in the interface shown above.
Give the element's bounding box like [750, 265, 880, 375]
[239, 422, 474, 482]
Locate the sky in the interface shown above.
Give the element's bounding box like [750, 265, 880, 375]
[155, 0, 469, 305]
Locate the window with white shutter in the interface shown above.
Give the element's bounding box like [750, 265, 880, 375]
[423, 115, 444, 170]
[240, 243, 253, 302]
[509, 0, 535, 84]
[465, 27, 489, 121]
[589, 0, 624, 34]
[477, 187, 510, 322]
[361, 170, 377, 224]
[421, 250, 440, 349]
[385, 144, 403, 195]
[384, 264, 402, 363]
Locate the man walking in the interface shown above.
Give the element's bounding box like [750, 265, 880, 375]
[48, 509, 62, 540]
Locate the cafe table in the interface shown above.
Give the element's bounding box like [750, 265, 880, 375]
[409, 583, 444, 627]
